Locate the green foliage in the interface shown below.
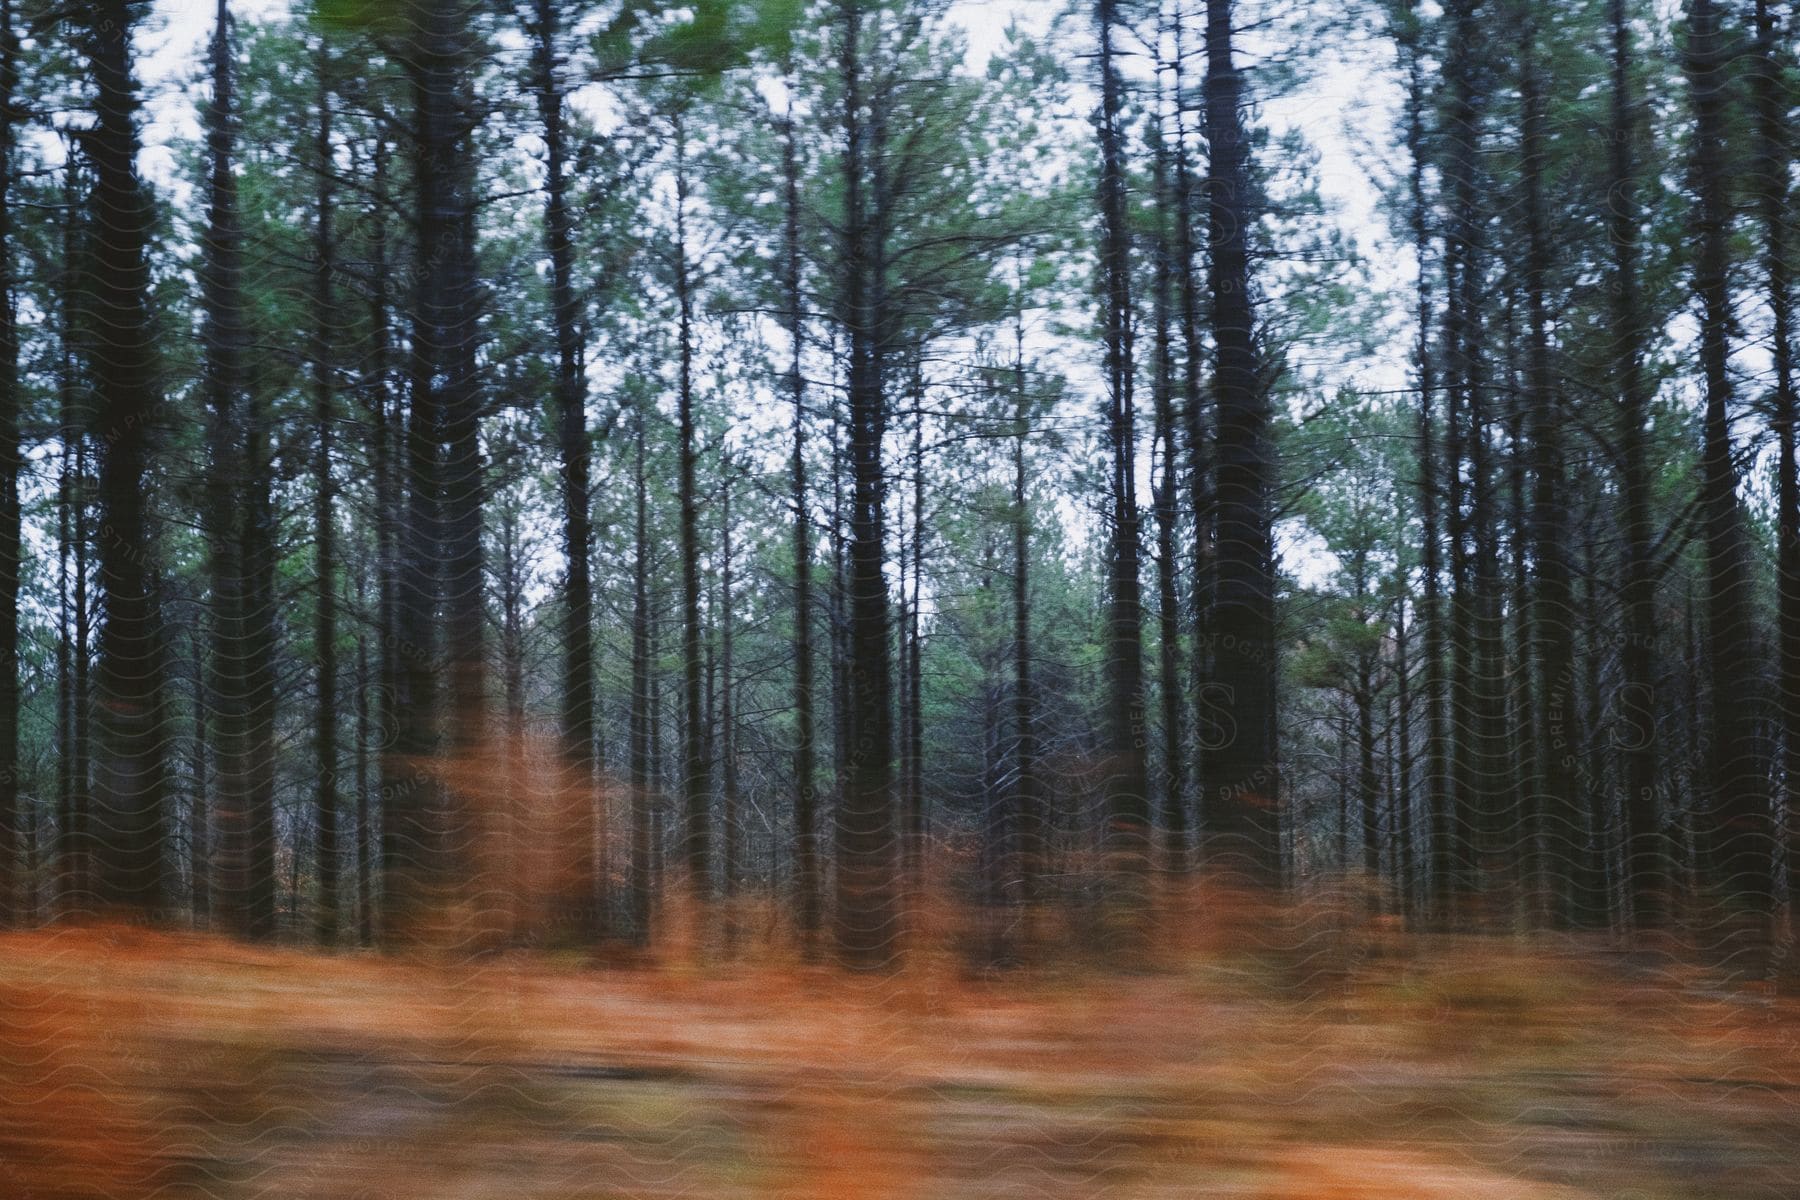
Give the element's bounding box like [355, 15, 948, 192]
[596, 0, 803, 81]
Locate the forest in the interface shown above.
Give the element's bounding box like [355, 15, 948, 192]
[1, 0, 1800, 1194]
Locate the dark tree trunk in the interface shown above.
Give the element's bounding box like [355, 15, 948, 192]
[1201, 0, 1279, 881]
[82, 0, 172, 919]
[1441, 0, 1491, 918]
[1518, 8, 1584, 927]
[906, 392, 926, 897]
[1170, 11, 1214, 832]
[531, 0, 599, 939]
[629, 406, 653, 946]
[367, 133, 400, 945]
[1607, 0, 1667, 930]
[1395, 0, 1451, 922]
[1393, 593, 1416, 910]
[1150, 120, 1187, 877]
[721, 463, 741, 910]
[1357, 656, 1380, 877]
[1750, 0, 1798, 940]
[201, 0, 277, 940]
[0, 0, 18, 926]
[391, 0, 484, 940]
[1012, 307, 1040, 923]
[57, 157, 91, 915]
[311, 44, 340, 946]
[1094, 0, 1151, 938]
[785, 92, 821, 954]
[187, 631, 208, 927]
[355, 632, 373, 946]
[1686, 0, 1774, 921]
[833, 0, 898, 969]
[673, 119, 713, 908]
[56, 341, 76, 922]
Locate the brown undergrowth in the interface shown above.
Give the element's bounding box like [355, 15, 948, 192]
[2, 887, 1797, 1199]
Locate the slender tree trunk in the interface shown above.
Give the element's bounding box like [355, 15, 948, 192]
[188, 631, 209, 927]
[1396, 0, 1451, 922]
[56, 353, 75, 921]
[1441, 0, 1491, 919]
[673, 117, 712, 909]
[834, 0, 898, 969]
[532, 0, 599, 940]
[1094, 0, 1151, 939]
[355, 632, 373, 946]
[906, 391, 926, 896]
[1687, 0, 1773, 926]
[368, 133, 401, 945]
[1150, 119, 1187, 877]
[1357, 656, 1380, 877]
[630, 406, 653, 946]
[1518, 8, 1581, 927]
[784, 90, 821, 953]
[1171, 10, 1214, 836]
[58, 155, 92, 915]
[0, 0, 18, 926]
[831, 403, 850, 803]
[1393, 592, 1416, 911]
[1202, 0, 1279, 881]
[1607, 0, 1666, 931]
[1012, 306, 1040, 924]
[721, 463, 741, 912]
[1750, 0, 1798, 944]
[498, 499, 526, 942]
[311, 46, 340, 945]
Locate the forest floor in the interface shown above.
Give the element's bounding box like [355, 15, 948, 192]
[4, 891, 1800, 1199]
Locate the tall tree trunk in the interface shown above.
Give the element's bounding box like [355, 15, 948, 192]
[1170, 9, 1215, 831]
[830, 403, 850, 804]
[187, 631, 209, 926]
[1094, 0, 1151, 938]
[56, 331, 76, 921]
[1607, 0, 1666, 930]
[629, 405, 653, 946]
[673, 117, 713, 909]
[57, 155, 92, 915]
[784, 89, 821, 953]
[721, 463, 741, 909]
[1150, 119, 1187, 877]
[1395, 0, 1451, 922]
[0, 0, 18, 926]
[906, 390, 926, 897]
[368, 132, 400, 945]
[532, 0, 599, 940]
[1441, 0, 1492, 919]
[1202, 0, 1279, 881]
[355, 632, 373, 946]
[201, 0, 275, 941]
[1011, 311, 1040, 929]
[1518, 6, 1583, 927]
[1751, 0, 1798, 942]
[311, 44, 340, 946]
[81, 0, 171, 919]
[1687, 0, 1773, 925]
[1357, 655, 1381, 877]
[1393, 592, 1416, 910]
[391, 0, 483, 940]
[834, 0, 897, 969]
